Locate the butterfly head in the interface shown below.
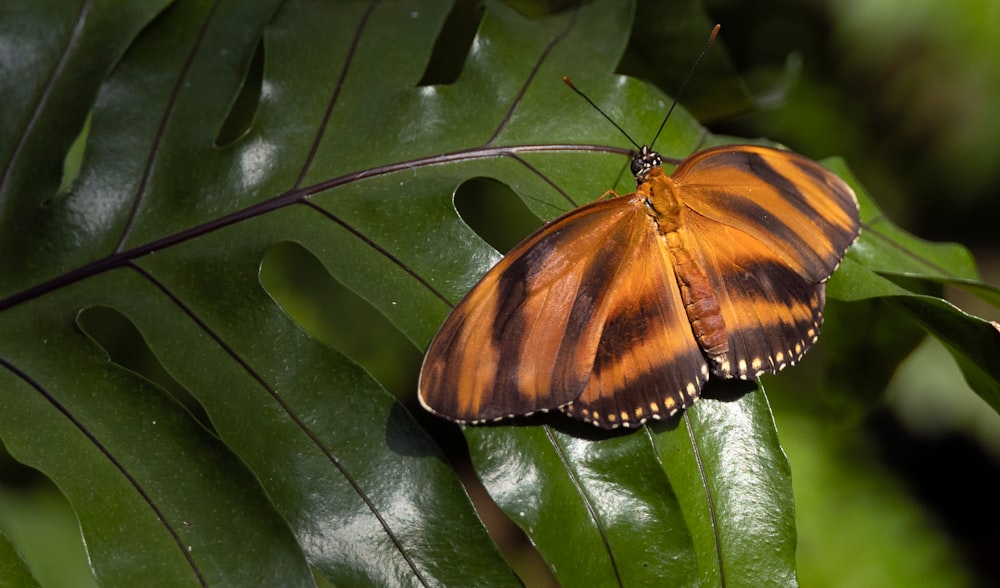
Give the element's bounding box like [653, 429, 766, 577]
[631, 146, 663, 182]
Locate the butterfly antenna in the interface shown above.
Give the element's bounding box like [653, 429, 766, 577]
[562, 76, 642, 150]
[648, 24, 720, 149]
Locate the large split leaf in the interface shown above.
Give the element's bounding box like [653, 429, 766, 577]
[1, 0, 997, 586]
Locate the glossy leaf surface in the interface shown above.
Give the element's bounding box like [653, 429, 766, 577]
[1, 0, 996, 586]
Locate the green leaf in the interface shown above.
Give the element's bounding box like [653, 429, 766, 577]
[654, 386, 796, 587]
[0, 528, 40, 588]
[830, 160, 995, 296]
[822, 161, 1000, 413]
[467, 383, 796, 587]
[2, 0, 518, 585]
[467, 421, 698, 587]
[1, 0, 995, 586]
[0, 475, 94, 588]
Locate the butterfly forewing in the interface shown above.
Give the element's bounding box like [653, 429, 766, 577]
[419, 195, 647, 423]
[675, 146, 860, 283]
[561, 210, 709, 428]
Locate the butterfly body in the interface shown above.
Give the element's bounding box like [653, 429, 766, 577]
[419, 144, 860, 429]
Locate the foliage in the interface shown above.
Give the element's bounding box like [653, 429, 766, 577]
[1, 0, 997, 585]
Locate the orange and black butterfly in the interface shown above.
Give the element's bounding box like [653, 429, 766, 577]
[418, 142, 859, 429]
[418, 32, 861, 429]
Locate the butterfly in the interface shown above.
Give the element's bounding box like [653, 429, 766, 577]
[417, 141, 860, 429]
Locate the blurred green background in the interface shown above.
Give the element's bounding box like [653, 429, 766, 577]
[646, 1, 1000, 584]
[2, 0, 998, 585]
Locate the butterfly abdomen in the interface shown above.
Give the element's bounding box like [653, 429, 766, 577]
[644, 171, 730, 359]
[662, 227, 729, 359]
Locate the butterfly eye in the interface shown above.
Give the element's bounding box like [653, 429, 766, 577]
[630, 158, 645, 178]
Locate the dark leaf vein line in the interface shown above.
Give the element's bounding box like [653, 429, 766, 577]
[0, 0, 91, 201]
[0, 353, 208, 588]
[860, 218, 964, 279]
[545, 426, 624, 586]
[293, 0, 377, 190]
[0, 143, 625, 313]
[484, 7, 579, 145]
[508, 153, 580, 209]
[115, 0, 222, 253]
[684, 410, 726, 587]
[299, 200, 451, 305]
[127, 262, 430, 585]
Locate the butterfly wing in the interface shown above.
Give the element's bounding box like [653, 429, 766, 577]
[675, 145, 860, 282]
[419, 194, 670, 424]
[561, 212, 709, 428]
[673, 145, 860, 378]
[682, 214, 827, 378]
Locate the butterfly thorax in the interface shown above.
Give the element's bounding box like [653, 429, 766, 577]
[638, 167, 683, 231]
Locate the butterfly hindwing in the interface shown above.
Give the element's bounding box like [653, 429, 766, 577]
[684, 214, 825, 378]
